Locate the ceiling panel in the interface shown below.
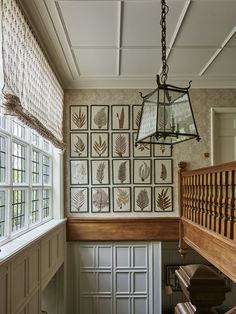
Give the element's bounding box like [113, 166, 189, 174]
[58, 1, 119, 47]
[174, 0, 236, 47]
[74, 49, 118, 76]
[204, 48, 236, 76]
[120, 48, 162, 76]
[19, 0, 236, 88]
[168, 48, 217, 75]
[122, 0, 186, 47]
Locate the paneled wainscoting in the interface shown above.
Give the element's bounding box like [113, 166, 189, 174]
[67, 242, 162, 314]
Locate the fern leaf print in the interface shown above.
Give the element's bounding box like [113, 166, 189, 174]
[156, 188, 171, 210]
[136, 189, 149, 211]
[115, 134, 127, 157]
[74, 136, 85, 156]
[96, 162, 105, 184]
[72, 108, 86, 129]
[118, 161, 127, 183]
[160, 163, 167, 181]
[93, 135, 107, 156]
[135, 110, 141, 128]
[116, 188, 129, 210]
[116, 107, 125, 128]
[72, 189, 85, 211]
[93, 107, 107, 129]
[139, 162, 150, 182]
[92, 188, 109, 212]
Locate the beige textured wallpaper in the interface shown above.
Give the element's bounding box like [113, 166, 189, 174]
[64, 88, 236, 217]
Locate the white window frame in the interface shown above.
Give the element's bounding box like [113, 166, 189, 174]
[0, 109, 63, 245]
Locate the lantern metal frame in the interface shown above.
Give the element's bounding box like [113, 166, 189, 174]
[136, 0, 200, 147]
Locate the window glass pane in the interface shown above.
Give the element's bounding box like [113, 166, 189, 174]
[43, 140, 50, 152]
[43, 189, 50, 219]
[0, 191, 6, 238]
[43, 155, 50, 184]
[12, 120, 26, 139]
[31, 131, 40, 147]
[12, 190, 26, 232]
[32, 150, 40, 184]
[12, 142, 26, 183]
[0, 136, 6, 183]
[0, 106, 6, 130]
[31, 189, 40, 224]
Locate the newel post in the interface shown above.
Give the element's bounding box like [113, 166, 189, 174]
[175, 264, 229, 314]
[178, 161, 187, 256]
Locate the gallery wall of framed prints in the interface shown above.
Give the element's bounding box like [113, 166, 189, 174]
[69, 104, 174, 216]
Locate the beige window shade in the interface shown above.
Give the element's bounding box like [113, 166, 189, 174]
[0, 0, 64, 149]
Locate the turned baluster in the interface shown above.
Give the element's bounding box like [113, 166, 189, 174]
[211, 172, 217, 232]
[202, 173, 208, 228]
[199, 174, 204, 226]
[227, 170, 234, 240]
[215, 172, 222, 235]
[221, 171, 228, 237]
[206, 173, 212, 230]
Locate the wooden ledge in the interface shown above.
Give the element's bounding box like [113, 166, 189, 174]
[67, 217, 179, 241]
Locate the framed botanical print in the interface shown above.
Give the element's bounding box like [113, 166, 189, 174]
[91, 132, 109, 158]
[112, 159, 131, 185]
[70, 133, 88, 158]
[166, 265, 181, 291]
[112, 133, 130, 158]
[132, 105, 142, 130]
[91, 187, 110, 213]
[154, 186, 173, 212]
[70, 160, 89, 185]
[91, 160, 110, 185]
[70, 105, 88, 130]
[154, 159, 173, 184]
[132, 132, 151, 157]
[113, 187, 131, 212]
[70, 187, 89, 213]
[133, 159, 152, 184]
[133, 186, 152, 212]
[90, 105, 109, 130]
[111, 105, 130, 130]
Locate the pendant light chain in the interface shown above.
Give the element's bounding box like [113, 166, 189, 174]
[160, 0, 169, 85]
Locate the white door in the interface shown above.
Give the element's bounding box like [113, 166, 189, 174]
[211, 108, 236, 165]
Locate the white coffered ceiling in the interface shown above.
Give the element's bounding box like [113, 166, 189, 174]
[19, 0, 236, 89]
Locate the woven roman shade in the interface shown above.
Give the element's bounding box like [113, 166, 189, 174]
[0, 0, 64, 149]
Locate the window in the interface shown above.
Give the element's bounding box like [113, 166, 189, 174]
[0, 107, 53, 244]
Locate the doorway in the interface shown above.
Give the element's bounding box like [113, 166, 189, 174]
[211, 107, 236, 165]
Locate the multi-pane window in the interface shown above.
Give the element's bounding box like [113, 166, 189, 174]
[0, 113, 53, 244]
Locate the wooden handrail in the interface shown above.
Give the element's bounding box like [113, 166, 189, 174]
[179, 161, 236, 242]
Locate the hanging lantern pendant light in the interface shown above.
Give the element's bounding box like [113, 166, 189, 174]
[136, 0, 200, 147]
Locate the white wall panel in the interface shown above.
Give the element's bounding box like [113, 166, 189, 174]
[73, 242, 161, 314]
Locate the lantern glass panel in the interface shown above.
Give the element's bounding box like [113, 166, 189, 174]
[137, 90, 158, 141]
